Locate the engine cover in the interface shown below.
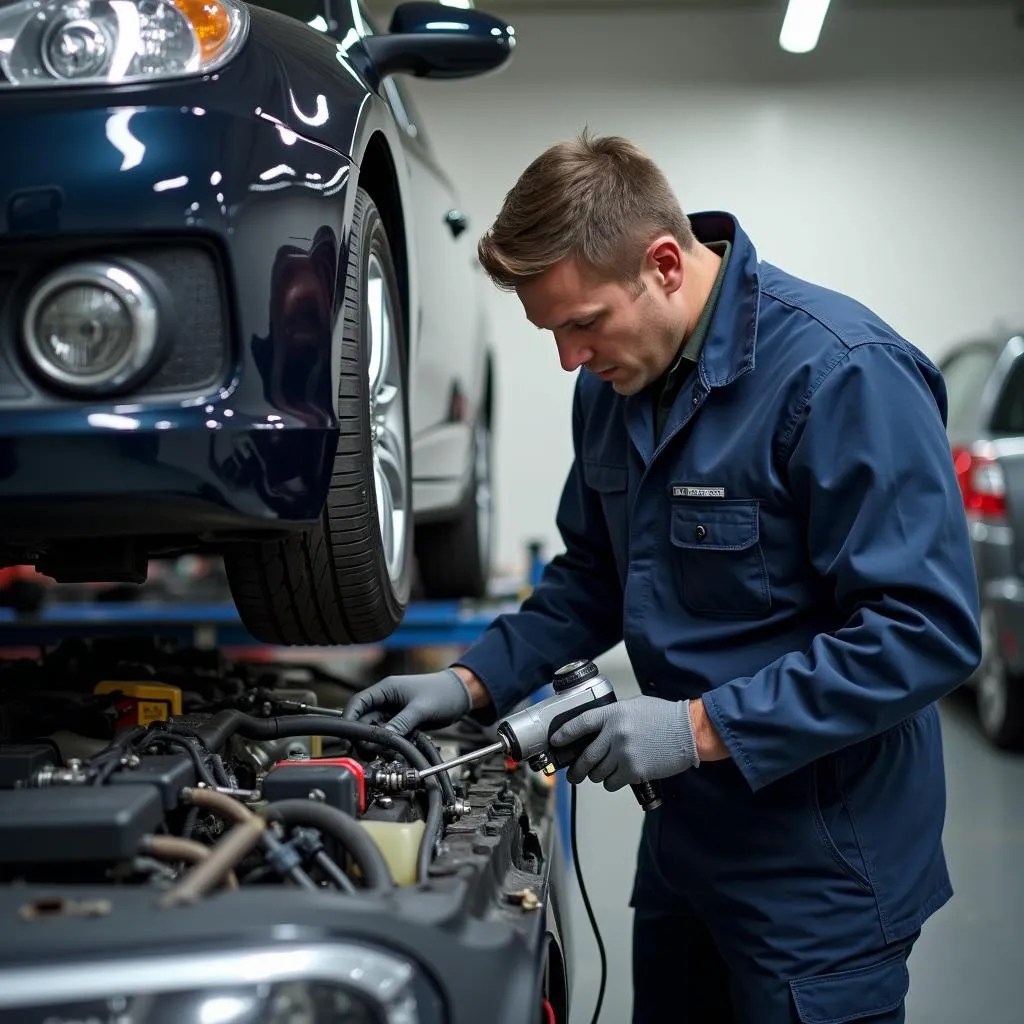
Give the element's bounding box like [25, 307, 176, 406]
[0, 786, 163, 864]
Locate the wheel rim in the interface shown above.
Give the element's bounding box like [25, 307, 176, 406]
[475, 423, 493, 576]
[366, 252, 408, 587]
[977, 608, 1008, 737]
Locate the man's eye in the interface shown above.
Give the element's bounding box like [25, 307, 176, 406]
[576, 320, 596, 332]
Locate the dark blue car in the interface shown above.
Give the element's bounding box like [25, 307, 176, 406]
[0, 0, 511, 645]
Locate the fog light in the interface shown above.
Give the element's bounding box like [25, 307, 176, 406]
[22, 261, 163, 394]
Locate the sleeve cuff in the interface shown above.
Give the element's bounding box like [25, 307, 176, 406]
[700, 689, 765, 791]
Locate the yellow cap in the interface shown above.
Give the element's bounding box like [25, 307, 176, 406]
[542, 762, 557, 777]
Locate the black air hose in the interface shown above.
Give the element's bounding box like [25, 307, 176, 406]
[144, 734, 219, 789]
[261, 800, 394, 892]
[418, 786, 443, 883]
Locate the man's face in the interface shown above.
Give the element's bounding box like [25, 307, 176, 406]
[516, 242, 687, 396]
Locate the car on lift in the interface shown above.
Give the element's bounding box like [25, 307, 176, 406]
[941, 327, 1024, 749]
[0, 0, 502, 647]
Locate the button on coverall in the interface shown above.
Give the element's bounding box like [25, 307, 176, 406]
[456, 212, 982, 1023]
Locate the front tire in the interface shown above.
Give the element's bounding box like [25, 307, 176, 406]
[224, 189, 413, 644]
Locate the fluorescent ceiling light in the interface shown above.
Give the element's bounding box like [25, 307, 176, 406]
[779, 0, 832, 54]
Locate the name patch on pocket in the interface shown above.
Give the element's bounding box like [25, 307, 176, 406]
[672, 485, 726, 498]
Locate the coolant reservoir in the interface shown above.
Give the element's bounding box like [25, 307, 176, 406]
[359, 820, 426, 886]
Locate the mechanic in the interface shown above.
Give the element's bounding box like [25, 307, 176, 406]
[344, 131, 982, 1023]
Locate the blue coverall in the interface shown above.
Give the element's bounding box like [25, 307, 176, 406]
[456, 212, 982, 1023]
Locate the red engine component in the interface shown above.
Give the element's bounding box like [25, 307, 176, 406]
[268, 756, 366, 813]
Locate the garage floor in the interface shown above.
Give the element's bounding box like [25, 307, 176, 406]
[567, 647, 1024, 1024]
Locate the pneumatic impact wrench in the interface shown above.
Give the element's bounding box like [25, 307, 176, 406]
[403, 659, 663, 811]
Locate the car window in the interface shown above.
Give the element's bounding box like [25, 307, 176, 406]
[990, 356, 1024, 435]
[942, 347, 998, 437]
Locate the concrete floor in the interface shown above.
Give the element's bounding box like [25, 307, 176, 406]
[565, 647, 1024, 1024]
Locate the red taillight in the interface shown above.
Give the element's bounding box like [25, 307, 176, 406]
[952, 445, 1006, 520]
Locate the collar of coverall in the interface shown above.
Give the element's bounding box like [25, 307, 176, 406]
[681, 211, 760, 391]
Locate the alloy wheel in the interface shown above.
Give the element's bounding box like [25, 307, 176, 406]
[366, 252, 409, 587]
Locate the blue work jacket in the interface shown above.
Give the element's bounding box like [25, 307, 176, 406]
[457, 212, 982, 938]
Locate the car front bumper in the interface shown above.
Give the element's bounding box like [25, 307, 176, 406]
[0, 93, 356, 538]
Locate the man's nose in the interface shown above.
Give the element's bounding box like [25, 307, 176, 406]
[555, 335, 593, 373]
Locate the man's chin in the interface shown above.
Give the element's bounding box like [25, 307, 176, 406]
[610, 374, 643, 396]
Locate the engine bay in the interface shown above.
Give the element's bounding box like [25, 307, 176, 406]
[0, 639, 566, 1021]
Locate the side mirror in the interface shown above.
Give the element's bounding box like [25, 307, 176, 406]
[361, 2, 515, 81]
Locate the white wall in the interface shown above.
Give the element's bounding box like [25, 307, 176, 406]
[394, 5, 1024, 575]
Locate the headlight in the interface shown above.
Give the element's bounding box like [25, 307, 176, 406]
[0, 0, 249, 87]
[0, 944, 427, 1024]
[21, 259, 169, 395]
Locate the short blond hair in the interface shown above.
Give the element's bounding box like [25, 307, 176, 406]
[477, 129, 694, 292]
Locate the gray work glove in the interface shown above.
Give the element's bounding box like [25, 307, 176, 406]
[342, 668, 472, 736]
[550, 695, 700, 791]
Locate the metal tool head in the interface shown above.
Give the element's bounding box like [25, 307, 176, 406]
[496, 661, 614, 763]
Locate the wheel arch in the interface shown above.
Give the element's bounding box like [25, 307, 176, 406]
[356, 133, 410, 350]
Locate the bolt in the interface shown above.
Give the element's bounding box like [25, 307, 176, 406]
[308, 789, 326, 802]
[505, 888, 540, 912]
[376, 796, 394, 809]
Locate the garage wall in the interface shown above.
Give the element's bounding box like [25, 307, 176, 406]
[388, 4, 1024, 575]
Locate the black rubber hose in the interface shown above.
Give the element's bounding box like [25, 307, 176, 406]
[261, 800, 394, 892]
[209, 753, 233, 788]
[88, 726, 149, 784]
[195, 711, 433, 777]
[192, 709, 245, 753]
[418, 785, 442, 883]
[157, 735, 219, 789]
[409, 731, 457, 808]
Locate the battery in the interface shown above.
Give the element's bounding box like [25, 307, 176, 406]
[93, 681, 183, 729]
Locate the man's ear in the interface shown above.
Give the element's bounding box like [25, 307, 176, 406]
[645, 236, 684, 296]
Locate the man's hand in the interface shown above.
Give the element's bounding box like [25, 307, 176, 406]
[343, 667, 478, 736]
[550, 695, 719, 791]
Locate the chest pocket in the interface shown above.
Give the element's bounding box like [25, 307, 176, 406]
[669, 499, 771, 618]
